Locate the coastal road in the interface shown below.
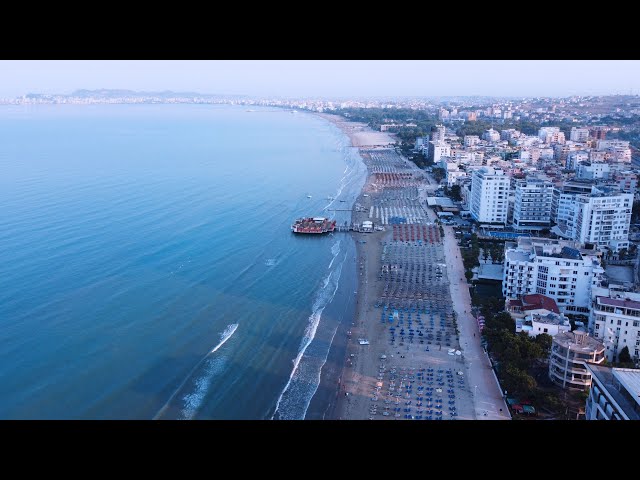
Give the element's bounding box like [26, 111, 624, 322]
[441, 225, 510, 420]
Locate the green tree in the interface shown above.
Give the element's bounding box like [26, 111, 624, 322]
[465, 270, 473, 281]
[449, 184, 462, 201]
[535, 333, 553, 354]
[432, 167, 446, 183]
[619, 346, 632, 363]
[502, 364, 537, 396]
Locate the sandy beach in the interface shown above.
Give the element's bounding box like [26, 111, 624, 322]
[317, 113, 509, 421]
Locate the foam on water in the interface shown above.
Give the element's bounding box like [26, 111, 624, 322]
[153, 323, 238, 419]
[271, 240, 345, 420]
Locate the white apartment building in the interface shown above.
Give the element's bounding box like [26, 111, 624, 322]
[612, 170, 638, 193]
[516, 311, 571, 337]
[470, 167, 509, 224]
[428, 141, 451, 163]
[589, 288, 640, 363]
[482, 128, 500, 142]
[574, 188, 632, 251]
[566, 150, 589, 170]
[513, 178, 553, 230]
[570, 127, 590, 142]
[549, 331, 605, 390]
[585, 364, 640, 420]
[502, 237, 605, 314]
[597, 139, 630, 150]
[464, 135, 480, 147]
[538, 126, 566, 144]
[500, 129, 520, 142]
[576, 162, 610, 180]
[446, 170, 467, 187]
[539, 147, 555, 160]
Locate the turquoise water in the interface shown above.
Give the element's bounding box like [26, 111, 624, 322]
[0, 104, 366, 419]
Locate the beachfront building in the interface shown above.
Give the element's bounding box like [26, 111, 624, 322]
[502, 237, 605, 315]
[549, 330, 605, 390]
[570, 127, 590, 142]
[588, 288, 640, 364]
[469, 167, 509, 224]
[584, 364, 640, 420]
[512, 178, 553, 231]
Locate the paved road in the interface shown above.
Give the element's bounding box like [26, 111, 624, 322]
[441, 225, 510, 420]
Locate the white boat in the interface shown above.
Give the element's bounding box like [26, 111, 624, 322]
[327, 196, 335, 200]
[358, 339, 370, 345]
[307, 195, 312, 198]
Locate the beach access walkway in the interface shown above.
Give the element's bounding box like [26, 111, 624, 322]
[441, 225, 510, 420]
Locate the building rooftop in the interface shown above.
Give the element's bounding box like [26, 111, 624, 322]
[530, 312, 569, 325]
[587, 364, 640, 420]
[553, 331, 604, 352]
[521, 294, 561, 314]
[598, 296, 640, 310]
[506, 249, 530, 263]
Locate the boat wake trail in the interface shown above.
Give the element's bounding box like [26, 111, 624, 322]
[153, 323, 239, 420]
[271, 240, 345, 420]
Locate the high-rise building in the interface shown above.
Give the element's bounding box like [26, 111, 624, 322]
[502, 237, 604, 314]
[552, 183, 632, 252]
[573, 187, 632, 252]
[513, 178, 554, 230]
[470, 167, 509, 224]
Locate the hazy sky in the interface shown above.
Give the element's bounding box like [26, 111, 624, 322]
[1, 60, 639, 98]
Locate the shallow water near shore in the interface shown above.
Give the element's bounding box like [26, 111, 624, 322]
[0, 104, 366, 419]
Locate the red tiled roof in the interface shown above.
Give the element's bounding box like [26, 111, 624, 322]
[521, 294, 560, 314]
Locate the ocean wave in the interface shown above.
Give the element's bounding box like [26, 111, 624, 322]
[153, 323, 238, 419]
[271, 242, 345, 420]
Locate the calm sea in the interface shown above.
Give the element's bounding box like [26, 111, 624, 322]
[0, 104, 366, 419]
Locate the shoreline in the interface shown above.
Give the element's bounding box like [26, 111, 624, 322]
[312, 113, 395, 419]
[313, 112, 509, 421]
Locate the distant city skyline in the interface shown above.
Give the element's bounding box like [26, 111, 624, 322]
[1, 60, 640, 99]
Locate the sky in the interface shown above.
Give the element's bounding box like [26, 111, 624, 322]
[1, 60, 639, 99]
